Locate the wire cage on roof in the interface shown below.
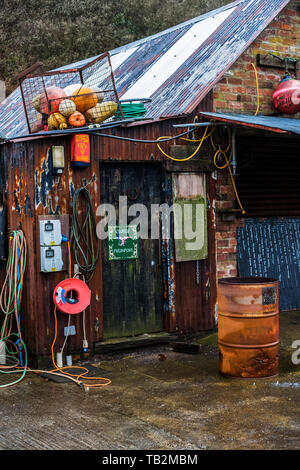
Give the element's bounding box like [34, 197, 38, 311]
[18, 52, 124, 134]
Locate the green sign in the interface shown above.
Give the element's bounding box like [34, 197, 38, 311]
[108, 225, 139, 261]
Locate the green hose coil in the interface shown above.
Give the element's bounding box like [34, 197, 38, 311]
[114, 100, 149, 121]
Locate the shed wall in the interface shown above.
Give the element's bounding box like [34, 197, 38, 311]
[0, 91, 216, 361]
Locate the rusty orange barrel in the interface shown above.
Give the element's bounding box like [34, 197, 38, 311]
[218, 277, 279, 378]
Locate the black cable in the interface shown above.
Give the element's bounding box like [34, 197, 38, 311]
[70, 187, 100, 283]
[90, 128, 195, 144]
[7, 125, 195, 145]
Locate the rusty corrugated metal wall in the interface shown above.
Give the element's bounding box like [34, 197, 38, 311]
[0, 137, 103, 363]
[0, 93, 216, 361]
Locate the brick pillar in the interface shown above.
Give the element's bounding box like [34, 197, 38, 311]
[216, 169, 244, 279]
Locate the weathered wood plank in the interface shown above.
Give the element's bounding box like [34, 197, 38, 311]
[100, 163, 164, 339]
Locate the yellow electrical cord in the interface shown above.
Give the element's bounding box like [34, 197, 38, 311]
[156, 125, 212, 161]
[50, 305, 111, 389]
[211, 126, 245, 214]
[0, 236, 111, 389]
[180, 128, 214, 143]
[251, 62, 260, 116]
[48, 240, 111, 389]
[68, 240, 72, 278]
[156, 123, 245, 214]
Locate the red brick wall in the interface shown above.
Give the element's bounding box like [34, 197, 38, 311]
[213, 3, 300, 116]
[213, 1, 300, 279]
[215, 170, 244, 279]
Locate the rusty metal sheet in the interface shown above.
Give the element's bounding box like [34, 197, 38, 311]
[174, 173, 217, 333]
[0, 96, 216, 360]
[0, 138, 103, 361]
[218, 277, 279, 378]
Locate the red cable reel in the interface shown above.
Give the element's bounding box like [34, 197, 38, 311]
[53, 278, 91, 314]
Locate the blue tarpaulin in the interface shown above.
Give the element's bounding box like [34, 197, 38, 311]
[201, 112, 300, 136]
[237, 218, 300, 312]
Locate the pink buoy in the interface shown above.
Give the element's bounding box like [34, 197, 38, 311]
[273, 75, 300, 115]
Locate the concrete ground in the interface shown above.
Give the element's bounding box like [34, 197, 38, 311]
[0, 310, 299, 450]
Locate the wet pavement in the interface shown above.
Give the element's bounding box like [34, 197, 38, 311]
[0, 310, 299, 450]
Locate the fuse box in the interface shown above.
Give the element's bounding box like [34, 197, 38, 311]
[39, 217, 64, 273]
[40, 246, 63, 272]
[39, 219, 62, 246]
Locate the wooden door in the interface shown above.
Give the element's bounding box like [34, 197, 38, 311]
[100, 163, 164, 339]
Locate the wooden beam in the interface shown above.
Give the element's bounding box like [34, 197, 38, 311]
[256, 54, 300, 74]
[166, 145, 214, 172]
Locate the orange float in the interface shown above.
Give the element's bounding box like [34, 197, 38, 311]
[53, 278, 91, 315]
[71, 86, 98, 113]
[40, 86, 66, 114]
[68, 111, 86, 128]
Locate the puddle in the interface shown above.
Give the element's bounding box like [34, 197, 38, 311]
[271, 381, 300, 388]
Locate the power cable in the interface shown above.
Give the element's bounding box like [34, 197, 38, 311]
[70, 187, 100, 283]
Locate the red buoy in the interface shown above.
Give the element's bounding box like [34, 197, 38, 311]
[273, 75, 300, 115]
[53, 278, 91, 314]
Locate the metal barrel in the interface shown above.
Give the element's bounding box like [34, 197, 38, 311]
[218, 277, 279, 378]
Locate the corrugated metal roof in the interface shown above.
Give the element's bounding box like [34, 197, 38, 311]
[0, 0, 291, 139]
[200, 111, 300, 135]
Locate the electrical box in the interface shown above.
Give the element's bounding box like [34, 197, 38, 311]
[40, 246, 63, 273]
[52, 146, 65, 174]
[39, 219, 62, 246]
[39, 217, 65, 273]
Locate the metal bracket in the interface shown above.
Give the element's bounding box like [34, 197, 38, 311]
[256, 53, 300, 77]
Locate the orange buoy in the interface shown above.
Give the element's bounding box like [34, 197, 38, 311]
[68, 111, 86, 128]
[53, 278, 91, 314]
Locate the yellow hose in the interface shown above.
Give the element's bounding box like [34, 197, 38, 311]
[156, 125, 211, 161]
[251, 62, 260, 116]
[211, 126, 246, 214]
[156, 123, 245, 214]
